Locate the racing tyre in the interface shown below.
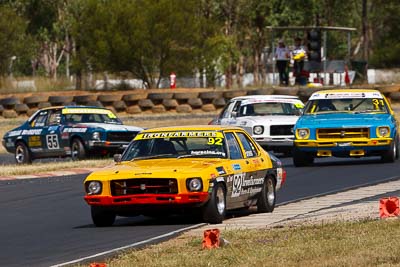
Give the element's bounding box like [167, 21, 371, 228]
[15, 142, 32, 164]
[71, 138, 86, 160]
[381, 138, 397, 163]
[257, 176, 276, 213]
[202, 183, 226, 224]
[91, 206, 116, 227]
[293, 147, 314, 167]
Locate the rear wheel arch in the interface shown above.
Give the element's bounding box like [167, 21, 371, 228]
[257, 174, 277, 213]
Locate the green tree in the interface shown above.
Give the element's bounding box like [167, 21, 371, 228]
[72, 0, 204, 89]
[0, 5, 33, 78]
[368, 0, 400, 67]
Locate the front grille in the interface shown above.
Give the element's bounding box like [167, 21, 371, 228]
[270, 125, 293, 136]
[106, 132, 137, 142]
[317, 128, 369, 139]
[111, 178, 178, 196]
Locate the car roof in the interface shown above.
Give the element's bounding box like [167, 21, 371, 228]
[39, 105, 109, 111]
[141, 125, 244, 133]
[311, 89, 381, 94]
[231, 95, 300, 101]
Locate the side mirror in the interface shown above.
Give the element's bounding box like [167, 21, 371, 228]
[113, 154, 122, 163]
[231, 111, 237, 118]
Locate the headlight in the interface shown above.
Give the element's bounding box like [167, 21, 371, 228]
[296, 128, 310, 139]
[377, 127, 390, 137]
[253, 125, 264, 135]
[86, 181, 102, 195]
[186, 178, 203, 192]
[92, 132, 101, 140]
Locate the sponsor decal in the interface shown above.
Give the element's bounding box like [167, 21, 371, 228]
[310, 91, 383, 100]
[242, 99, 303, 105]
[231, 173, 264, 198]
[232, 163, 241, 171]
[28, 136, 41, 147]
[63, 128, 87, 133]
[22, 129, 42, 135]
[216, 166, 226, 175]
[6, 138, 13, 147]
[208, 183, 214, 193]
[245, 151, 254, 157]
[294, 103, 304, 108]
[8, 130, 22, 137]
[61, 132, 69, 139]
[210, 173, 216, 179]
[62, 108, 114, 115]
[277, 168, 283, 180]
[216, 177, 225, 182]
[135, 131, 223, 140]
[48, 126, 59, 132]
[190, 150, 226, 157]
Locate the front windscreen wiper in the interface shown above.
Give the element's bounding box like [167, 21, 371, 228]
[177, 154, 225, 159]
[131, 154, 176, 161]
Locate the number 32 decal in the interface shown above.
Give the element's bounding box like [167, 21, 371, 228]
[46, 134, 59, 149]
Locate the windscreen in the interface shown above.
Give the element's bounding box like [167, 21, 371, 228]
[121, 131, 227, 161]
[304, 98, 389, 114]
[62, 108, 122, 124]
[238, 102, 302, 116]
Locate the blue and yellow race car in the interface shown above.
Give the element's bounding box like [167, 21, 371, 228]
[293, 89, 399, 166]
[2, 106, 143, 164]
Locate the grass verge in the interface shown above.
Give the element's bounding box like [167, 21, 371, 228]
[0, 158, 112, 176]
[80, 218, 400, 267]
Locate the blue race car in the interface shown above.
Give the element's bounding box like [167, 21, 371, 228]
[293, 89, 399, 166]
[2, 106, 143, 164]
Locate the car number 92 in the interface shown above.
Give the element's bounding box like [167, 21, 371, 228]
[46, 134, 60, 149]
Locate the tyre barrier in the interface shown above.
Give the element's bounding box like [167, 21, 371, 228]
[1, 84, 400, 118]
[1, 97, 20, 109]
[152, 104, 166, 113]
[48, 95, 74, 105]
[379, 197, 400, 218]
[73, 94, 98, 105]
[15, 103, 29, 115]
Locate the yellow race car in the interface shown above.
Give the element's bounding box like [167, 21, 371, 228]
[84, 125, 286, 226]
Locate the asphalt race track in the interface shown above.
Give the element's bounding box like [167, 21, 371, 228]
[1, 155, 399, 266]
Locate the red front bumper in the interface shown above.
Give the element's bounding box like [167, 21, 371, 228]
[84, 192, 210, 206]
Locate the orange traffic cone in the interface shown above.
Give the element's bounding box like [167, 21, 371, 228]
[202, 228, 220, 249]
[379, 197, 400, 218]
[89, 263, 107, 267]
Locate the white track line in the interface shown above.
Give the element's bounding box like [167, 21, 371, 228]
[50, 223, 205, 267]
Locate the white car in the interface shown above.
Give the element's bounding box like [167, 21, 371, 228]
[211, 95, 304, 155]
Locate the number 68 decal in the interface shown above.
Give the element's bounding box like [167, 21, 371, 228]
[46, 134, 59, 149]
[207, 137, 223, 145]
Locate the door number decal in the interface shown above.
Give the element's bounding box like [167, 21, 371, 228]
[231, 173, 244, 197]
[46, 134, 59, 149]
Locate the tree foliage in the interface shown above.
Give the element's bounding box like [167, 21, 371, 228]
[0, 5, 33, 76]
[0, 0, 399, 88]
